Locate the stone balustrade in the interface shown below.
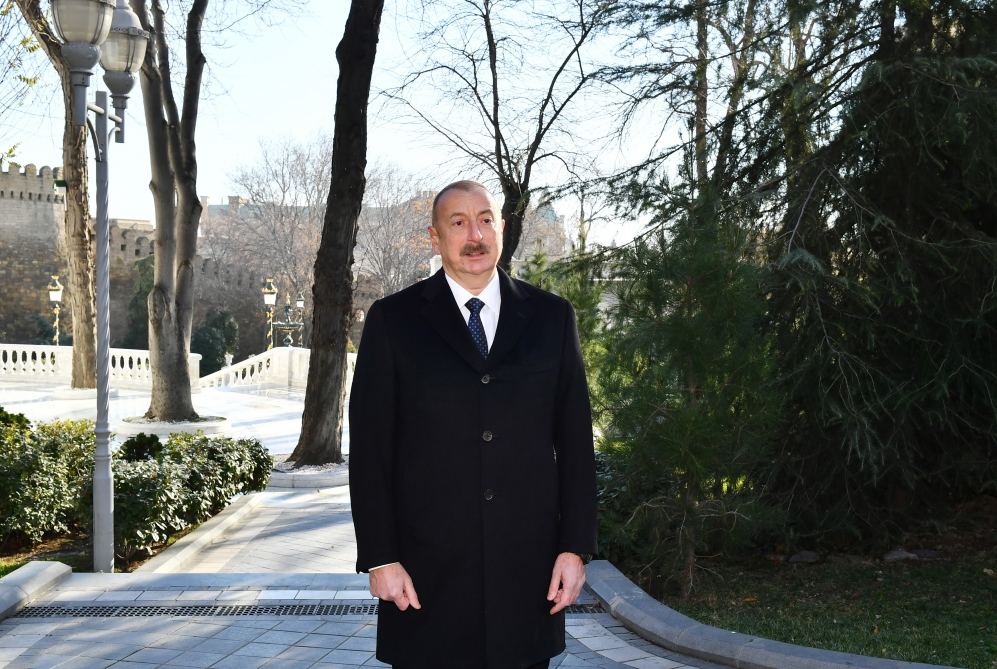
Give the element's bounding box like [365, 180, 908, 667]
[0, 343, 201, 390]
[200, 346, 357, 391]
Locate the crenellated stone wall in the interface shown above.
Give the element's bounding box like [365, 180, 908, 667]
[0, 164, 383, 359]
[0, 163, 67, 342]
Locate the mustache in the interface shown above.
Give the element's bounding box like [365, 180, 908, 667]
[461, 243, 490, 256]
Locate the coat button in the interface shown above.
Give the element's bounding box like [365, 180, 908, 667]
[483, 489, 495, 501]
[481, 373, 490, 384]
[482, 430, 493, 442]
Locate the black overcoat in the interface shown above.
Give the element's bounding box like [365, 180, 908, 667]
[349, 268, 597, 669]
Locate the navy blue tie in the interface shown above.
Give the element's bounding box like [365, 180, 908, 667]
[466, 298, 488, 358]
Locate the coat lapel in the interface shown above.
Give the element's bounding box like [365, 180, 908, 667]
[486, 268, 536, 368]
[420, 269, 487, 373]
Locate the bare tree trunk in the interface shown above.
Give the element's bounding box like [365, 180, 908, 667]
[59, 78, 97, 389]
[498, 182, 529, 271]
[133, 0, 206, 420]
[14, 0, 97, 389]
[291, 0, 384, 465]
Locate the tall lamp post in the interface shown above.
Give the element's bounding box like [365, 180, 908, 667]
[262, 278, 278, 350]
[47, 275, 64, 345]
[52, 0, 149, 573]
[296, 293, 306, 346]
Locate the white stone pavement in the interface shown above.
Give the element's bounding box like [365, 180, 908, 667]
[0, 380, 726, 669]
[0, 381, 329, 456]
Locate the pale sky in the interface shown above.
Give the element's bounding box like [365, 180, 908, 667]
[5, 1, 648, 246]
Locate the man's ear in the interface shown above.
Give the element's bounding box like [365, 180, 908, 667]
[428, 224, 440, 253]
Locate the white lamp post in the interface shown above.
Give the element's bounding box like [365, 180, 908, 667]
[262, 278, 278, 350]
[51, 0, 149, 573]
[47, 275, 64, 345]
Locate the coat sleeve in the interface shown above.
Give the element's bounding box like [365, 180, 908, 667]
[553, 300, 598, 556]
[348, 300, 400, 572]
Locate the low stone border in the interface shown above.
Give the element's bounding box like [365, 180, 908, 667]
[136, 493, 263, 573]
[584, 561, 961, 669]
[115, 415, 229, 439]
[267, 469, 348, 489]
[0, 561, 71, 621]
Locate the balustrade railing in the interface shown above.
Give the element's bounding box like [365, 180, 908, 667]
[200, 347, 356, 392]
[0, 342, 357, 393]
[0, 343, 201, 390]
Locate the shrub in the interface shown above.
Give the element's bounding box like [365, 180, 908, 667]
[118, 432, 163, 462]
[0, 428, 73, 544]
[100, 432, 272, 559]
[33, 419, 96, 528]
[0, 406, 30, 433]
[163, 433, 271, 523]
[107, 459, 190, 557]
[0, 413, 272, 561]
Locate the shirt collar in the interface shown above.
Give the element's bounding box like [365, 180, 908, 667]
[444, 269, 501, 313]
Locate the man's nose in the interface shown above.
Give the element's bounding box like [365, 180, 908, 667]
[468, 221, 485, 241]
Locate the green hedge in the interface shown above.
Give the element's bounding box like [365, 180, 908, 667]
[0, 407, 272, 562]
[0, 413, 91, 544]
[94, 432, 272, 559]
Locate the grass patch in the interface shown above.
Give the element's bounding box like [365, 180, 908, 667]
[0, 534, 93, 577]
[667, 552, 996, 669]
[0, 523, 204, 576]
[0, 558, 25, 578]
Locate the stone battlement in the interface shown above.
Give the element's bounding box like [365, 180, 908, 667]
[0, 163, 65, 206]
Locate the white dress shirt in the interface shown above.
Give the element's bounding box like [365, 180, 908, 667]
[369, 269, 502, 572]
[443, 270, 502, 351]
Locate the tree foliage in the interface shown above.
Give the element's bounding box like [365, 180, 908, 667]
[191, 310, 239, 375]
[592, 0, 997, 595]
[765, 0, 997, 539]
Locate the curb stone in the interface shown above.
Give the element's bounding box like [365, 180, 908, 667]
[584, 560, 963, 669]
[0, 561, 72, 621]
[267, 468, 348, 489]
[136, 492, 263, 573]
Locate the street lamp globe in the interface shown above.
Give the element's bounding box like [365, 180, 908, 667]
[262, 278, 278, 307]
[296, 293, 305, 311]
[98, 1, 147, 74]
[47, 275, 65, 303]
[100, 0, 149, 138]
[51, 0, 114, 43]
[50, 0, 115, 125]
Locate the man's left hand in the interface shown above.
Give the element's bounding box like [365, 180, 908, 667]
[546, 552, 586, 615]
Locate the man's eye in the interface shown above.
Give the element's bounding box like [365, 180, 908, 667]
[482, 218, 493, 226]
[453, 220, 465, 227]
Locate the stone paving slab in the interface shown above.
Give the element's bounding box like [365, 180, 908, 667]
[143, 488, 358, 574]
[0, 612, 718, 669]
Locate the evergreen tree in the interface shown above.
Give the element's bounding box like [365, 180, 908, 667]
[766, 0, 997, 539]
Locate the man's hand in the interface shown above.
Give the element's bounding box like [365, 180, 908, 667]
[546, 552, 586, 615]
[369, 563, 422, 612]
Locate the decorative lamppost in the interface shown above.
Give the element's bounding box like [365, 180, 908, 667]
[296, 293, 306, 346]
[51, 0, 149, 573]
[271, 297, 304, 347]
[47, 275, 64, 345]
[262, 277, 277, 350]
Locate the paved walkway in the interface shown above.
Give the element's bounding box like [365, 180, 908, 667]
[0, 382, 322, 456]
[162, 489, 358, 574]
[0, 380, 726, 669]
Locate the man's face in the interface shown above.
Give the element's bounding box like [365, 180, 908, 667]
[429, 186, 504, 289]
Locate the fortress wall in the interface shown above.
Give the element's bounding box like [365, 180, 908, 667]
[0, 164, 68, 342]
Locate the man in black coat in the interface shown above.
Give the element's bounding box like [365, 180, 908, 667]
[349, 180, 597, 669]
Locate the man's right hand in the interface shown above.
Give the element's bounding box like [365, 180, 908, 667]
[368, 562, 422, 611]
